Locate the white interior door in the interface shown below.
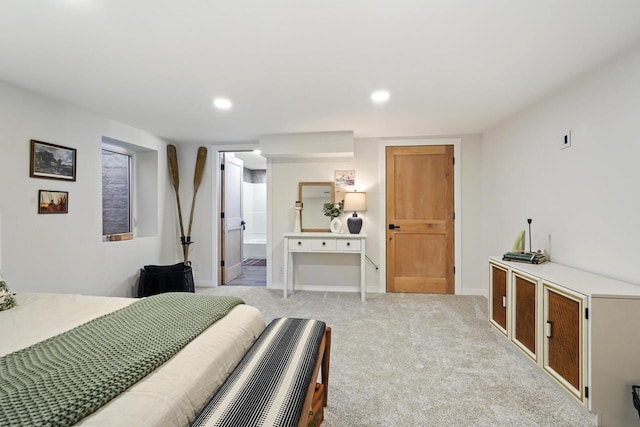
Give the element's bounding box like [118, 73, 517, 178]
[222, 154, 243, 283]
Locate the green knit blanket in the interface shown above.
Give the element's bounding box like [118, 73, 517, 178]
[0, 293, 244, 427]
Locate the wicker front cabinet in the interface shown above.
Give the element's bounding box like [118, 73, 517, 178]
[511, 272, 539, 362]
[488, 257, 640, 427]
[488, 262, 509, 336]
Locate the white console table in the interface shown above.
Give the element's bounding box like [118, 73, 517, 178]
[283, 232, 367, 301]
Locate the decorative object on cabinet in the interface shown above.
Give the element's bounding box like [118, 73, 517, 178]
[503, 250, 546, 264]
[38, 190, 68, 214]
[299, 182, 334, 232]
[344, 191, 367, 234]
[633, 385, 640, 419]
[511, 230, 525, 252]
[30, 140, 77, 181]
[503, 219, 546, 264]
[488, 257, 640, 427]
[294, 201, 302, 232]
[329, 217, 342, 233]
[322, 200, 344, 234]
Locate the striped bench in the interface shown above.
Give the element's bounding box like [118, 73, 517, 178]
[192, 318, 331, 427]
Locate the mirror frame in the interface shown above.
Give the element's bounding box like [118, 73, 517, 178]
[299, 181, 335, 232]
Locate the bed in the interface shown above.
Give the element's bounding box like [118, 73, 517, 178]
[0, 292, 266, 426]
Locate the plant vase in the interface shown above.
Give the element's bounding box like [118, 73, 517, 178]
[330, 217, 342, 233]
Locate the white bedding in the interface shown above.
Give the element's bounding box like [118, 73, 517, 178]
[0, 293, 266, 426]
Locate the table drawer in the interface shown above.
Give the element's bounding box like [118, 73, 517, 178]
[337, 239, 361, 251]
[311, 238, 337, 251]
[288, 239, 311, 250]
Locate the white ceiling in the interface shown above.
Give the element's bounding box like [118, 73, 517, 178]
[2, 1, 640, 145]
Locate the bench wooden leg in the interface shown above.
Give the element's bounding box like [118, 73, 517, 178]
[299, 326, 332, 427]
[321, 327, 331, 407]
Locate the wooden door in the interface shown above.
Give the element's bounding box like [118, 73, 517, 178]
[489, 263, 508, 334]
[221, 154, 243, 284]
[386, 145, 454, 294]
[543, 284, 584, 400]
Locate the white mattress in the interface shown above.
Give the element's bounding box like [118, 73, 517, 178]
[0, 293, 266, 426]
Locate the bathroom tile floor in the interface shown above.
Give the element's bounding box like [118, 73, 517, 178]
[225, 259, 266, 286]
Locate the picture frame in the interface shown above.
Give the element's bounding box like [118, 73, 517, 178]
[334, 169, 355, 202]
[38, 190, 69, 214]
[30, 139, 77, 181]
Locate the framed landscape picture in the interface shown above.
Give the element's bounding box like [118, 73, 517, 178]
[30, 139, 77, 181]
[38, 190, 69, 214]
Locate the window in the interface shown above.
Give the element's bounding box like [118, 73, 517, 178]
[102, 149, 132, 237]
[101, 136, 159, 241]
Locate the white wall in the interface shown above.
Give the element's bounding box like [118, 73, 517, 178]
[269, 138, 380, 292]
[0, 80, 174, 296]
[0, 81, 486, 297]
[482, 46, 640, 286]
[266, 135, 485, 295]
[243, 181, 266, 241]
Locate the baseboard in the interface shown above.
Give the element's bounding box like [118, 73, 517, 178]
[269, 282, 380, 294]
[269, 283, 487, 298]
[195, 280, 215, 288]
[459, 287, 488, 298]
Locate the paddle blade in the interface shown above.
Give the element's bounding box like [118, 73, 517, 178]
[167, 144, 180, 191]
[193, 146, 208, 193]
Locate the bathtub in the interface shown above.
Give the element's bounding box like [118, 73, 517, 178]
[243, 237, 266, 259]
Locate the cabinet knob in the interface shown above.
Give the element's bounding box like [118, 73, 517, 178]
[347, 242, 351, 246]
[322, 242, 326, 246]
[297, 241, 302, 245]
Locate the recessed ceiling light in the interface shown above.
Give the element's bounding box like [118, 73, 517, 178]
[371, 90, 390, 103]
[213, 98, 232, 110]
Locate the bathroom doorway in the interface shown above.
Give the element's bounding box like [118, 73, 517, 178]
[221, 151, 267, 286]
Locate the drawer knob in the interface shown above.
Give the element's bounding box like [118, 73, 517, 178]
[322, 242, 326, 246]
[347, 242, 350, 246]
[297, 241, 302, 245]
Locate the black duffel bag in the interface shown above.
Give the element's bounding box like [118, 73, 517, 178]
[137, 262, 195, 297]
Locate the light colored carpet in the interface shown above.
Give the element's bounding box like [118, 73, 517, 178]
[197, 286, 595, 427]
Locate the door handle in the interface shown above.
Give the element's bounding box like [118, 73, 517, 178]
[240, 220, 246, 231]
[388, 224, 401, 230]
[546, 321, 552, 339]
[502, 295, 506, 308]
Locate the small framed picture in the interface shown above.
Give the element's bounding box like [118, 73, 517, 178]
[30, 140, 77, 181]
[38, 190, 69, 214]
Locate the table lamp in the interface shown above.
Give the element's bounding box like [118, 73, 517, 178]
[344, 191, 367, 234]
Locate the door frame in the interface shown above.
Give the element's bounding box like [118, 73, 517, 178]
[210, 143, 267, 287]
[377, 138, 462, 295]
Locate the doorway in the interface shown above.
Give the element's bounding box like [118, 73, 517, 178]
[219, 151, 267, 287]
[385, 145, 454, 294]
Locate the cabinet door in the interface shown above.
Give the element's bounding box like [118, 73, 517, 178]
[489, 262, 509, 335]
[512, 272, 538, 361]
[543, 283, 586, 401]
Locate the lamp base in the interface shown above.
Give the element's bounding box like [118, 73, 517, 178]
[347, 213, 362, 234]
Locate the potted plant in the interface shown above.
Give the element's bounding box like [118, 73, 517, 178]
[322, 200, 344, 233]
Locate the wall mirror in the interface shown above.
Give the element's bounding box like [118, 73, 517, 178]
[299, 182, 335, 232]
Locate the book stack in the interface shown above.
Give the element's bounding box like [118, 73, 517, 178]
[502, 251, 547, 264]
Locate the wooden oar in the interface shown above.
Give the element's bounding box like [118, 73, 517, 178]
[167, 144, 187, 262]
[184, 147, 208, 264]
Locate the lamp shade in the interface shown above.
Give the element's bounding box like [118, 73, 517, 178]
[343, 192, 367, 212]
